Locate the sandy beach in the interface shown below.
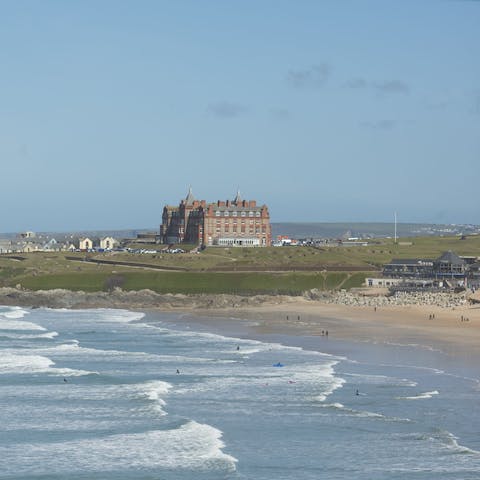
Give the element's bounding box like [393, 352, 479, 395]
[2, 286, 480, 358]
[196, 298, 480, 358]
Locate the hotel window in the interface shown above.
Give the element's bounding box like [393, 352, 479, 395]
[232, 211, 237, 217]
[241, 211, 246, 217]
[224, 211, 229, 217]
[249, 211, 254, 217]
[215, 211, 221, 216]
[256, 211, 261, 217]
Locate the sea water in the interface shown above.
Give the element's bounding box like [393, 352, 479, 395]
[1, 306, 480, 479]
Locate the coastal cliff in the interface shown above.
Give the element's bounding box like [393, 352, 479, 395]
[0, 286, 471, 311]
[0, 287, 295, 310]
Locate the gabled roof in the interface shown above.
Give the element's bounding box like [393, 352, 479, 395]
[435, 250, 465, 265]
[185, 187, 195, 205]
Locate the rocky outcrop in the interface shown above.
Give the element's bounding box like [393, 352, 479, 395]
[0, 287, 294, 310]
[304, 289, 468, 308]
[0, 286, 470, 311]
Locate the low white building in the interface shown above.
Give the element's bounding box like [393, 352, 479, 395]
[214, 237, 260, 247]
[100, 237, 117, 250]
[79, 237, 94, 251]
[365, 278, 404, 288]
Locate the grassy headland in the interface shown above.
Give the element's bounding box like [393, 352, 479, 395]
[0, 234, 478, 295]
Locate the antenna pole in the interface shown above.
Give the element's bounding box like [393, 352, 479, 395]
[394, 212, 397, 244]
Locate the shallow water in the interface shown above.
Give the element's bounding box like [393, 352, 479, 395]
[1, 306, 480, 479]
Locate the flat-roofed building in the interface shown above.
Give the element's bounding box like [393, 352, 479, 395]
[383, 258, 434, 278]
[160, 188, 271, 247]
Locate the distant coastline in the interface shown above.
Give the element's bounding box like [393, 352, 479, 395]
[2, 286, 480, 357]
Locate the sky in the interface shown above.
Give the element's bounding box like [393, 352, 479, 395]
[1, 0, 479, 232]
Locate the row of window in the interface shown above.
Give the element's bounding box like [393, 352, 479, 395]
[214, 210, 261, 218]
[215, 228, 264, 233]
[215, 219, 263, 225]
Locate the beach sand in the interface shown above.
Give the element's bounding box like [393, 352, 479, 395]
[192, 299, 480, 358]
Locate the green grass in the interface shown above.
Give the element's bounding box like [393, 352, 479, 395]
[17, 271, 356, 295]
[340, 272, 370, 290]
[18, 273, 111, 292]
[1, 233, 478, 295]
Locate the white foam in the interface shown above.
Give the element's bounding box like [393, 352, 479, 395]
[407, 429, 480, 455]
[0, 421, 237, 475]
[0, 352, 96, 376]
[345, 372, 417, 387]
[25, 343, 219, 367]
[293, 361, 345, 401]
[44, 308, 146, 325]
[133, 380, 172, 415]
[398, 390, 439, 400]
[0, 353, 54, 373]
[438, 430, 480, 455]
[0, 318, 46, 331]
[0, 331, 58, 340]
[0, 307, 30, 319]
[98, 309, 146, 324]
[317, 402, 412, 422]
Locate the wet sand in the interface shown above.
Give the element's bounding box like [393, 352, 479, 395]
[192, 299, 480, 358]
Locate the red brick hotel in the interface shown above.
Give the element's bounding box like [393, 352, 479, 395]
[161, 188, 271, 247]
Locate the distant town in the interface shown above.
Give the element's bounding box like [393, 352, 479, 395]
[1, 223, 479, 255]
[1, 188, 479, 254]
[1, 189, 479, 295]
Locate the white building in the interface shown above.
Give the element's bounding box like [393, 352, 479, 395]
[79, 237, 94, 251]
[100, 237, 117, 250]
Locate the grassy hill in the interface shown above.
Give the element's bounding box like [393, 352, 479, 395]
[0, 234, 478, 295]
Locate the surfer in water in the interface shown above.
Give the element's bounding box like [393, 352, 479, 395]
[63, 378, 68, 383]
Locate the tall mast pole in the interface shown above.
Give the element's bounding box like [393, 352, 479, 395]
[394, 212, 397, 244]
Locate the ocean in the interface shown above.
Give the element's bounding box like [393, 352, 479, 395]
[1, 305, 480, 479]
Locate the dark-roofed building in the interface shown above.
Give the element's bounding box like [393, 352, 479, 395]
[434, 250, 467, 277]
[160, 188, 271, 246]
[383, 250, 477, 282]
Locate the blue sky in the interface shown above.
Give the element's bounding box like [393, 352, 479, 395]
[1, 0, 479, 231]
